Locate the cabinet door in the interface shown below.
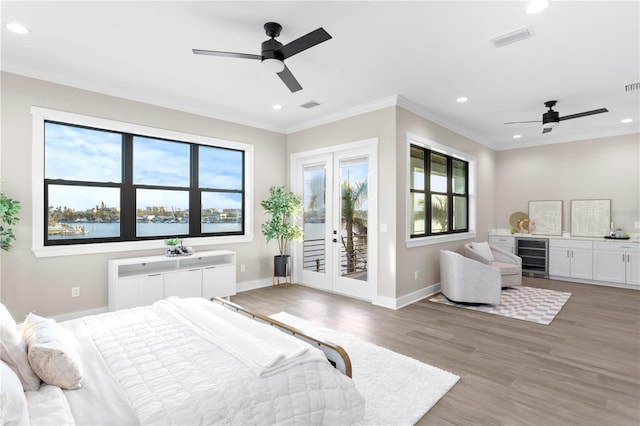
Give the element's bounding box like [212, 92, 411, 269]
[571, 249, 593, 280]
[626, 252, 640, 286]
[116, 274, 164, 310]
[489, 236, 515, 254]
[593, 250, 626, 284]
[548, 247, 571, 277]
[164, 269, 202, 298]
[202, 265, 236, 299]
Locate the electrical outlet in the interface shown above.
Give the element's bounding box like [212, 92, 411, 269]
[71, 286, 80, 298]
[414, 271, 418, 280]
[240, 264, 246, 272]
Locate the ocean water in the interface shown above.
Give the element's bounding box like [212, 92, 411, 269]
[48, 222, 241, 239]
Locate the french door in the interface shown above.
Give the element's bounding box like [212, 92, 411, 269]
[291, 139, 377, 301]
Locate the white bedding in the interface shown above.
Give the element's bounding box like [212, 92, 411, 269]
[50, 297, 364, 425]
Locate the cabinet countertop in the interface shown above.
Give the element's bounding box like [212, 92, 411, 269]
[489, 230, 639, 243]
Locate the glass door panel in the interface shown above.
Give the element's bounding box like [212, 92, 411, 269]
[303, 164, 327, 274]
[338, 157, 368, 282]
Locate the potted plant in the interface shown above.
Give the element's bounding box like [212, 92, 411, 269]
[260, 186, 303, 278]
[0, 191, 21, 252]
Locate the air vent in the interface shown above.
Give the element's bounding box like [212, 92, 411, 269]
[300, 100, 321, 109]
[625, 82, 640, 92]
[490, 25, 535, 48]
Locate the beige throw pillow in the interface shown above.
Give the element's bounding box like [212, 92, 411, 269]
[22, 313, 83, 390]
[471, 241, 495, 262]
[0, 303, 41, 391]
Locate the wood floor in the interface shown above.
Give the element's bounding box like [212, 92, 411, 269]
[232, 277, 640, 425]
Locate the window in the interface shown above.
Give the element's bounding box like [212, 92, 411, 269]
[406, 133, 476, 246]
[33, 107, 253, 256]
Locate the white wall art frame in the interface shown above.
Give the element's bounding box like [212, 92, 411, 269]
[529, 200, 563, 236]
[571, 199, 611, 237]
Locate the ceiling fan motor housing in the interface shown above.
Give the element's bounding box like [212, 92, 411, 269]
[261, 38, 284, 61]
[543, 109, 560, 127]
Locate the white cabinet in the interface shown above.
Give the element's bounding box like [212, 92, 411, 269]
[202, 265, 236, 300]
[489, 235, 515, 254]
[108, 250, 236, 311]
[164, 269, 203, 298]
[593, 242, 640, 286]
[549, 239, 593, 280]
[116, 273, 164, 310]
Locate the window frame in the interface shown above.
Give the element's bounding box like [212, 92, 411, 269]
[32, 107, 254, 257]
[405, 132, 476, 247]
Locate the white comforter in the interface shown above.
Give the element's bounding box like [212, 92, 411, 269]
[55, 297, 364, 425]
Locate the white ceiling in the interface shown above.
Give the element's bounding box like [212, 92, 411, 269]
[1, 1, 638, 150]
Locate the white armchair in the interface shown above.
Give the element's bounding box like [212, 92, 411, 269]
[462, 242, 522, 287]
[439, 250, 501, 305]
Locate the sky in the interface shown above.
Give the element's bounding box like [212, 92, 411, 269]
[45, 122, 243, 212]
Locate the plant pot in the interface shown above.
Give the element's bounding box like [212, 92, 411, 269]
[273, 255, 290, 277]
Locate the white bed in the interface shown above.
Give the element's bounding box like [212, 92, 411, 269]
[1, 297, 365, 425]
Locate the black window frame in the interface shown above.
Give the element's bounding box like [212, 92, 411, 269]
[409, 144, 469, 238]
[44, 120, 246, 246]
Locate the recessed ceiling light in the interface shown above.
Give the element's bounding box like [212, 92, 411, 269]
[513, 134, 522, 139]
[456, 97, 468, 103]
[272, 104, 282, 110]
[6, 22, 29, 34]
[526, 0, 549, 14]
[621, 118, 633, 123]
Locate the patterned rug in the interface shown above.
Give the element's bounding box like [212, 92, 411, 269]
[429, 286, 571, 325]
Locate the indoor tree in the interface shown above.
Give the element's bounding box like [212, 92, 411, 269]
[0, 191, 21, 251]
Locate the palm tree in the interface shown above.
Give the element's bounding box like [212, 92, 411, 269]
[341, 178, 368, 273]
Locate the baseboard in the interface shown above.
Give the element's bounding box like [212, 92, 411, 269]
[373, 283, 441, 310]
[236, 278, 273, 293]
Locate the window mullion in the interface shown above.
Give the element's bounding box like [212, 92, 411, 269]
[425, 150, 432, 236]
[121, 134, 135, 240]
[189, 144, 201, 236]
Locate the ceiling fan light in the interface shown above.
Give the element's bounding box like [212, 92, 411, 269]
[542, 121, 558, 129]
[526, 0, 549, 14]
[263, 58, 285, 73]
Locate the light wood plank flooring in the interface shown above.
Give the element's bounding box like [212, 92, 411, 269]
[232, 277, 640, 425]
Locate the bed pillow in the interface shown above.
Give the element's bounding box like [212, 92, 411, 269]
[1, 360, 31, 426]
[471, 241, 495, 262]
[22, 313, 83, 390]
[0, 303, 41, 391]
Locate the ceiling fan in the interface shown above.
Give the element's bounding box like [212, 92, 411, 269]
[193, 22, 331, 93]
[505, 100, 609, 134]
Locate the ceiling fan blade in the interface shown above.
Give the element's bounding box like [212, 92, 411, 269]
[504, 120, 542, 124]
[277, 65, 303, 92]
[275, 28, 332, 60]
[542, 127, 553, 134]
[192, 49, 262, 61]
[559, 108, 609, 121]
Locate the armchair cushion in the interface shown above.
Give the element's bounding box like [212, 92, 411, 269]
[462, 242, 522, 287]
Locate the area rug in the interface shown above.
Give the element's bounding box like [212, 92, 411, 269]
[271, 312, 459, 426]
[429, 285, 571, 325]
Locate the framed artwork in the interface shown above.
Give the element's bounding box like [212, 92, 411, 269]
[571, 199, 611, 237]
[528, 200, 562, 235]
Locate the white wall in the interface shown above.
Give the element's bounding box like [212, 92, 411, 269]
[495, 134, 640, 234]
[286, 107, 397, 298]
[395, 107, 497, 298]
[0, 72, 287, 319]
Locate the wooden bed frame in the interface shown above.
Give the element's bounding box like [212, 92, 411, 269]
[211, 297, 352, 378]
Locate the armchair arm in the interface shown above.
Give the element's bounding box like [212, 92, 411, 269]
[490, 245, 522, 266]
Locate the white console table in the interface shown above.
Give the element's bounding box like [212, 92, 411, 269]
[108, 250, 236, 311]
